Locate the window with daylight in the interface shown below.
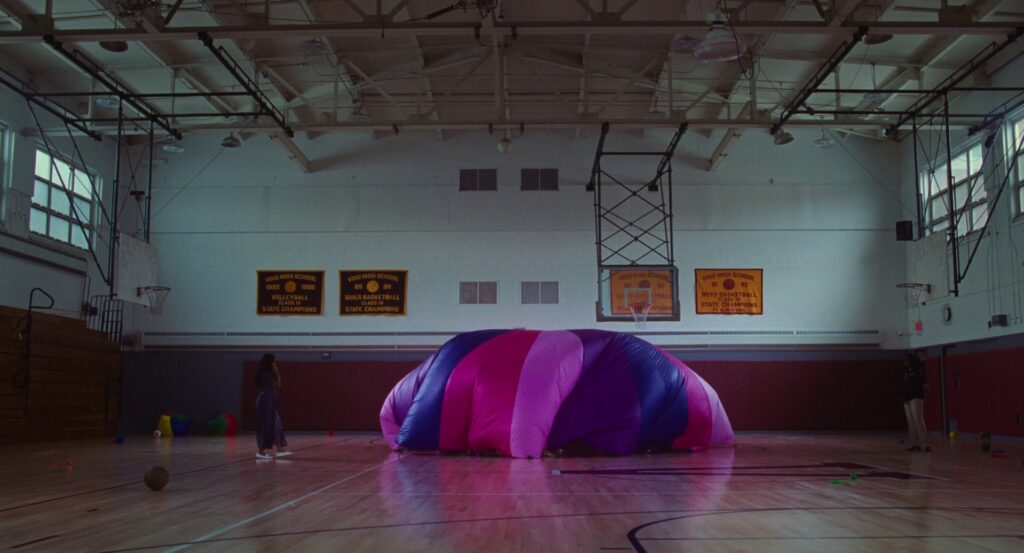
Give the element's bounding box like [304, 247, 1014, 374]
[1013, 116, 1024, 217]
[921, 143, 987, 238]
[30, 148, 98, 250]
[459, 281, 498, 304]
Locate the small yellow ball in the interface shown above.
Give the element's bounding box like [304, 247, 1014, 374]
[948, 431, 957, 439]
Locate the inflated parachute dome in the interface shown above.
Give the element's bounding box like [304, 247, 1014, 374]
[380, 329, 734, 458]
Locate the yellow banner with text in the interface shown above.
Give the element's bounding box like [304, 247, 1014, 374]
[257, 270, 325, 316]
[339, 270, 408, 316]
[695, 269, 763, 315]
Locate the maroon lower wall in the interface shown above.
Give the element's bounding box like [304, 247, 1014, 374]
[242, 361, 418, 431]
[689, 360, 905, 430]
[241, 358, 906, 432]
[924, 345, 1024, 436]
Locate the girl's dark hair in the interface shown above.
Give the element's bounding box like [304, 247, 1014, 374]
[254, 353, 275, 385]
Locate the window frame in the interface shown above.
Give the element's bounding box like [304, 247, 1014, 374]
[29, 147, 98, 250]
[459, 281, 498, 304]
[521, 281, 559, 304]
[1011, 115, 1024, 219]
[520, 169, 558, 191]
[459, 169, 498, 191]
[921, 140, 988, 238]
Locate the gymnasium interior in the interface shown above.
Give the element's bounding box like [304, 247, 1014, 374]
[1, 0, 1023, 551]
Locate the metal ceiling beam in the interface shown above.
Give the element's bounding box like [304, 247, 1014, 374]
[886, 27, 1024, 135]
[195, 0, 311, 172]
[198, 31, 293, 137]
[703, 0, 803, 171]
[0, 21, 1019, 44]
[38, 117, 979, 137]
[771, 26, 868, 134]
[42, 35, 181, 139]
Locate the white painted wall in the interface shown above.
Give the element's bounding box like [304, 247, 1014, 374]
[137, 122, 908, 349]
[903, 54, 1024, 348]
[0, 79, 118, 316]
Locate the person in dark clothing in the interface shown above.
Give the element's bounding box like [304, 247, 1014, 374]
[255, 353, 291, 459]
[901, 352, 930, 452]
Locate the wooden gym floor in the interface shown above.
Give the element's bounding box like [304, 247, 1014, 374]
[1, 433, 1022, 552]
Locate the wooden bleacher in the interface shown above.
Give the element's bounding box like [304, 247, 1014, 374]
[0, 305, 121, 443]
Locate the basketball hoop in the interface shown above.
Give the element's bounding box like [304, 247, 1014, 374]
[896, 282, 931, 307]
[138, 286, 171, 315]
[629, 302, 652, 324]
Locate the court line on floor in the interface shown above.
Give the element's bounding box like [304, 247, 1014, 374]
[163, 457, 398, 553]
[625, 507, 1024, 553]
[99, 505, 1024, 552]
[0, 438, 350, 514]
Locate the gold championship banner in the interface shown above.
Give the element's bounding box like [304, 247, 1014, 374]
[610, 268, 675, 315]
[257, 270, 325, 316]
[695, 269, 763, 315]
[340, 270, 408, 316]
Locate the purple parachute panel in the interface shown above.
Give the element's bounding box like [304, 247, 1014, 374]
[379, 329, 734, 458]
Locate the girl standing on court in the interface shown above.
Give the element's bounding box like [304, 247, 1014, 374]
[255, 353, 292, 459]
[901, 352, 930, 452]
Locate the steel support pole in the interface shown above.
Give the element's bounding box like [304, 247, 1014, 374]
[109, 99, 123, 297]
[912, 116, 923, 238]
[943, 94, 959, 297]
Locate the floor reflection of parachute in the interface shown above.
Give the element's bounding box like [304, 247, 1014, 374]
[380, 330, 734, 458]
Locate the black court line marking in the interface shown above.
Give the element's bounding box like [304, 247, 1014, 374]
[0, 438, 354, 514]
[556, 462, 932, 481]
[9, 534, 60, 549]
[643, 534, 1024, 541]
[625, 507, 1024, 553]
[95, 506, 1024, 552]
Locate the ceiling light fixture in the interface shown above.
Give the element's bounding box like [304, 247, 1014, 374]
[348, 100, 370, 122]
[221, 134, 241, 148]
[299, 38, 330, 56]
[863, 62, 888, 104]
[671, 35, 702, 54]
[863, 32, 893, 45]
[694, 11, 744, 62]
[497, 135, 512, 154]
[813, 129, 835, 149]
[96, 95, 121, 109]
[99, 40, 129, 53]
[161, 143, 185, 154]
[773, 129, 794, 146]
[645, 109, 669, 121]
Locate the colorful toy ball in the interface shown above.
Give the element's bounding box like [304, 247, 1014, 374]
[114, 435, 125, 444]
[170, 412, 191, 436]
[144, 466, 170, 491]
[153, 430, 162, 438]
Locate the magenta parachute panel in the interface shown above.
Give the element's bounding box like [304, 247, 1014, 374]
[380, 330, 734, 458]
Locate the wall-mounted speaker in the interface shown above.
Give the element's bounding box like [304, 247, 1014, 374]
[896, 220, 914, 241]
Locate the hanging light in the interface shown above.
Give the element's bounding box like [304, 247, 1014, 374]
[645, 96, 669, 120]
[694, 12, 744, 62]
[348, 99, 370, 122]
[813, 129, 835, 149]
[96, 95, 121, 109]
[773, 129, 794, 145]
[863, 5, 893, 45]
[863, 32, 893, 45]
[99, 40, 129, 53]
[220, 134, 241, 148]
[863, 62, 888, 104]
[497, 135, 512, 153]
[671, 35, 702, 54]
[299, 38, 330, 57]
